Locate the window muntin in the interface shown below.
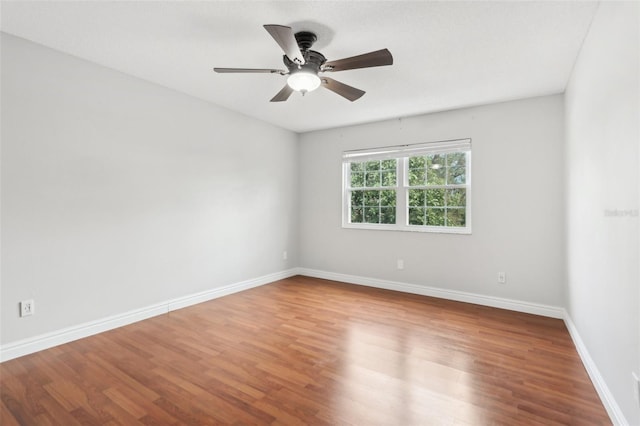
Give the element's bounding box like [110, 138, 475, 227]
[342, 139, 471, 234]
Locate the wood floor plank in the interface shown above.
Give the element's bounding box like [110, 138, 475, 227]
[0, 276, 611, 425]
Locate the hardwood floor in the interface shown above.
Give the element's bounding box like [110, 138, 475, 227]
[1, 276, 610, 425]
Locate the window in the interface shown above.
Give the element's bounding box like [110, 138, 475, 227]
[342, 139, 471, 234]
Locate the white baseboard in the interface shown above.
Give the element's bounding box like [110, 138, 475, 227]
[0, 268, 298, 363]
[298, 268, 565, 318]
[0, 303, 169, 363]
[563, 313, 628, 426]
[167, 269, 298, 311]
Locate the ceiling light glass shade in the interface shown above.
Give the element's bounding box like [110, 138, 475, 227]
[287, 71, 321, 93]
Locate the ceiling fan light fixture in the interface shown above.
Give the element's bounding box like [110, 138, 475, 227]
[214, 24, 393, 102]
[287, 71, 321, 93]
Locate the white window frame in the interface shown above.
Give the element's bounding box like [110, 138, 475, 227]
[342, 138, 472, 234]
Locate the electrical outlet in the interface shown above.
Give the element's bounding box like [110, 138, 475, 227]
[282, 251, 288, 260]
[20, 299, 34, 317]
[498, 272, 506, 284]
[397, 259, 404, 270]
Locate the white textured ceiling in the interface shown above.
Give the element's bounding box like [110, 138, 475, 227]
[1, 1, 598, 133]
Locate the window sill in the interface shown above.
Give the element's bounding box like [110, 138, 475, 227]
[342, 223, 472, 235]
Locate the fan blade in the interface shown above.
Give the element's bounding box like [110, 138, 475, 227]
[214, 68, 286, 74]
[264, 25, 305, 65]
[321, 77, 365, 102]
[270, 85, 294, 102]
[323, 49, 393, 72]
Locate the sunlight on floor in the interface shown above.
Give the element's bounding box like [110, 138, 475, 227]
[328, 322, 487, 425]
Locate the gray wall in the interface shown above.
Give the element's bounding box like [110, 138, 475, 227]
[565, 2, 639, 424]
[1, 34, 299, 344]
[299, 95, 565, 307]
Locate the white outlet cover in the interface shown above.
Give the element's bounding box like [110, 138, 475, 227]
[20, 299, 34, 317]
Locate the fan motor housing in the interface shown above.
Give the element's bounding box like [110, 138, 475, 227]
[283, 49, 326, 74]
[282, 31, 326, 74]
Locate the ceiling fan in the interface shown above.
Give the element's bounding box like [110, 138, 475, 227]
[214, 24, 393, 102]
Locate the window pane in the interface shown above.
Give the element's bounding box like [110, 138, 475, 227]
[364, 207, 379, 223]
[366, 161, 380, 171]
[446, 152, 466, 168]
[425, 154, 446, 185]
[351, 171, 364, 188]
[380, 190, 396, 207]
[409, 156, 426, 169]
[351, 190, 364, 207]
[446, 208, 466, 227]
[426, 208, 445, 226]
[408, 207, 426, 225]
[408, 168, 425, 186]
[351, 162, 364, 172]
[351, 207, 363, 223]
[380, 207, 396, 224]
[408, 156, 426, 186]
[365, 171, 381, 187]
[381, 170, 396, 187]
[426, 189, 445, 206]
[446, 188, 466, 207]
[364, 190, 380, 206]
[381, 159, 396, 171]
[428, 154, 446, 168]
[408, 189, 425, 207]
[427, 165, 446, 185]
[447, 165, 466, 184]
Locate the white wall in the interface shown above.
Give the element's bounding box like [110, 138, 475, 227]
[1, 34, 298, 345]
[565, 2, 640, 424]
[299, 95, 565, 308]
